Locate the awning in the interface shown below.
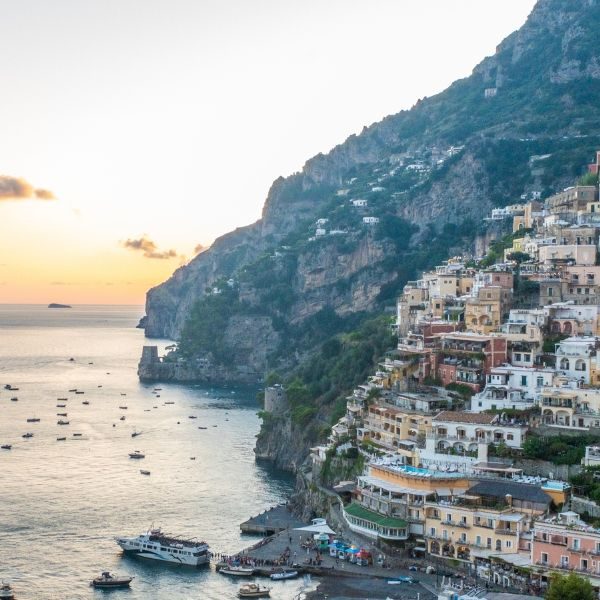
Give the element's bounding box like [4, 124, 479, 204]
[294, 523, 336, 535]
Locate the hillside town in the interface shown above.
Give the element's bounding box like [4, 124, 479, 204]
[266, 151, 600, 595]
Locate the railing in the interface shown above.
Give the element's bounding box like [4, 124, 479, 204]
[495, 528, 517, 536]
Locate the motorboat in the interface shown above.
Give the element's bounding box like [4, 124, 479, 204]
[0, 581, 14, 599]
[57, 420, 70, 425]
[129, 450, 145, 459]
[238, 583, 271, 598]
[90, 571, 133, 589]
[10, 398, 18, 402]
[270, 569, 298, 580]
[57, 397, 67, 400]
[188, 415, 197, 419]
[1, 444, 12, 450]
[198, 426, 207, 430]
[82, 400, 90, 405]
[57, 413, 68, 416]
[75, 391, 84, 394]
[57, 437, 66, 441]
[22, 432, 33, 438]
[164, 401, 175, 404]
[120, 415, 126, 420]
[26, 417, 40, 422]
[119, 406, 128, 410]
[140, 469, 151, 475]
[56, 403, 66, 407]
[220, 566, 255, 577]
[116, 528, 209, 566]
[73, 433, 83, 437]
[132, 430, 142, 437]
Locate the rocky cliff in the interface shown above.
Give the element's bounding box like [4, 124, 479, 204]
[140, 0, 600, 475]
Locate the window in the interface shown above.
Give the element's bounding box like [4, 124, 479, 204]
[521, 375, 528, 386]
[537, 376, 544, 387]
[476, 535, 482, 546]
[541, 552, 548, 564]
[514, 353, 522, 361]
[573, 538, 580, 550]
[506, 540, 512, 548]
[430, 527, 436, 536]
[548, 287, 553, 297]
[507, 433, 514, 440]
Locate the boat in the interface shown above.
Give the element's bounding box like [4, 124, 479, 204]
[75, 391, 84, 394]
[198, 426, 207, 430]
[119, 406, 128, 410]
[10, 398, 18, 402]
[164, 401, 175, 405]
[3, 384, 11, 390]
[22, 432, 33, 438]
[82, 400, 90, 405]
[220, 566, 256, 577]
[131, 431, 141, 437]
[57, 413, 68, 416]
[56, 437, 66, 441]
[188, 415, 197, 419]
[68, 389, 77, 392]
[120, 415, 126, 420]
[0, 582, 14, 600]
[57, 397, 68, 400]
[90, 571, 133, 589]
[129, 450, 145, 459]
[26, 417, 40, 422]
[57, 420, 70, 425]
[238, 583, 271, 598]
[140, 469, 151, 475]
[153, 388, 162, 391]
[73, 433, 83, 437]
[270, 569, 298, 580]
[1, 444, 12, 450]
[56, 403, 66, 407]
[115, 528, 210, 566]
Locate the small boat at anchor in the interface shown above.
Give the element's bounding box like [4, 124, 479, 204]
[119, 406, 128, 410]
[90, 571, 133, 589]
[10, 398, 18, 402]
[26, 417, 40, 423]
[56, 403, 66, 407]
[131, 430, 142, 437]
[57, 413, 68, 416]
[238, 583, 271, 598]
[1, 444, 12, 450]
[120, 415, 126, 420]
[22, 432, 33, 438]
[129, 450, 145, 459]
[82, 400, 90, 405]
[0, 581, 15, 599]
[57, 420, 70, 425]
[56, 437, 66, 441]
[140, 469, 151, 475]
[220, 566, 255, 577]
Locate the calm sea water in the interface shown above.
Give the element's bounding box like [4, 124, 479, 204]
[0, 305, 311, 600]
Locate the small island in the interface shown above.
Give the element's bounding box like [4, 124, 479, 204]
[48, 303, 72, 309]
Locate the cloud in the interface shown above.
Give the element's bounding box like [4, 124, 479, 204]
[122, 236, 178, 260]
[0, 175, 56, 201]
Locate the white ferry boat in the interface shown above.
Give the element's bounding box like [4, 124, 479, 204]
[115, 528, 210, 566]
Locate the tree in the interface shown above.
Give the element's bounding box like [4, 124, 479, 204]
[545, 573, 595, 600]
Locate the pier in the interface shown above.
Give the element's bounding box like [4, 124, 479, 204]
[239, 503, 306, 535]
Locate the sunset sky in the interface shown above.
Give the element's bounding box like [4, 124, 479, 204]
[0, 0, 536, 305]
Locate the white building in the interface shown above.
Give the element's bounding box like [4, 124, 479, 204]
[555, 336, 598, 384]
[471, 365, 554, 412]
[363, 216, 380, 225]
[351, 198, 368, 207]
[429, 411, 527, 452]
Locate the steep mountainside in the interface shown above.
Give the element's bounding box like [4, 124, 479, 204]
[143, 0, 600, 385]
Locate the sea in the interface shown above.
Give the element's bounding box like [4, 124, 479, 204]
[0, 305, 314, 600]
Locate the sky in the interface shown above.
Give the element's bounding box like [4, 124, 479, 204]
[0, 0, 537, 305]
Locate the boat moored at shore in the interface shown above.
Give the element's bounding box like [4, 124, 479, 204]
[115, 529, 210, 566]
[238, 583, 270, 598]
[0, 582, 14, 600]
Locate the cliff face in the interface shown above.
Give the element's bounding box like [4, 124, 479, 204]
[142, 0, 600, 390]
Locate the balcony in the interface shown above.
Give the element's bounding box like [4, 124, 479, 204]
[495, 528, 517, 536]
[441, 520, 470, 529]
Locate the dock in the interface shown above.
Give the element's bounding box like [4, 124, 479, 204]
[239, 503, 306, 535]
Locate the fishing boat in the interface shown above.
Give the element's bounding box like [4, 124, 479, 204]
[140, 469, 151, 475]
[220, 566, 255, 577]
[22, 432, 33, 438]
[115, 528, 210, 566]
[57, 437, 66, 441]
[129, 450, 145, 459]
[1, 444, 12, 450]
[90, 571, 133, 589]
[238, 583, 271, 598]
[270, 569, 298, 580]
[10, 398, 18, 402]
[57, 420, 70, 425]
[26, 417, 40, 422]
[0, 581, 14, 599]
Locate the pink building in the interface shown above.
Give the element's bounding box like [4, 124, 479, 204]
[532, 511, 600, 580]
